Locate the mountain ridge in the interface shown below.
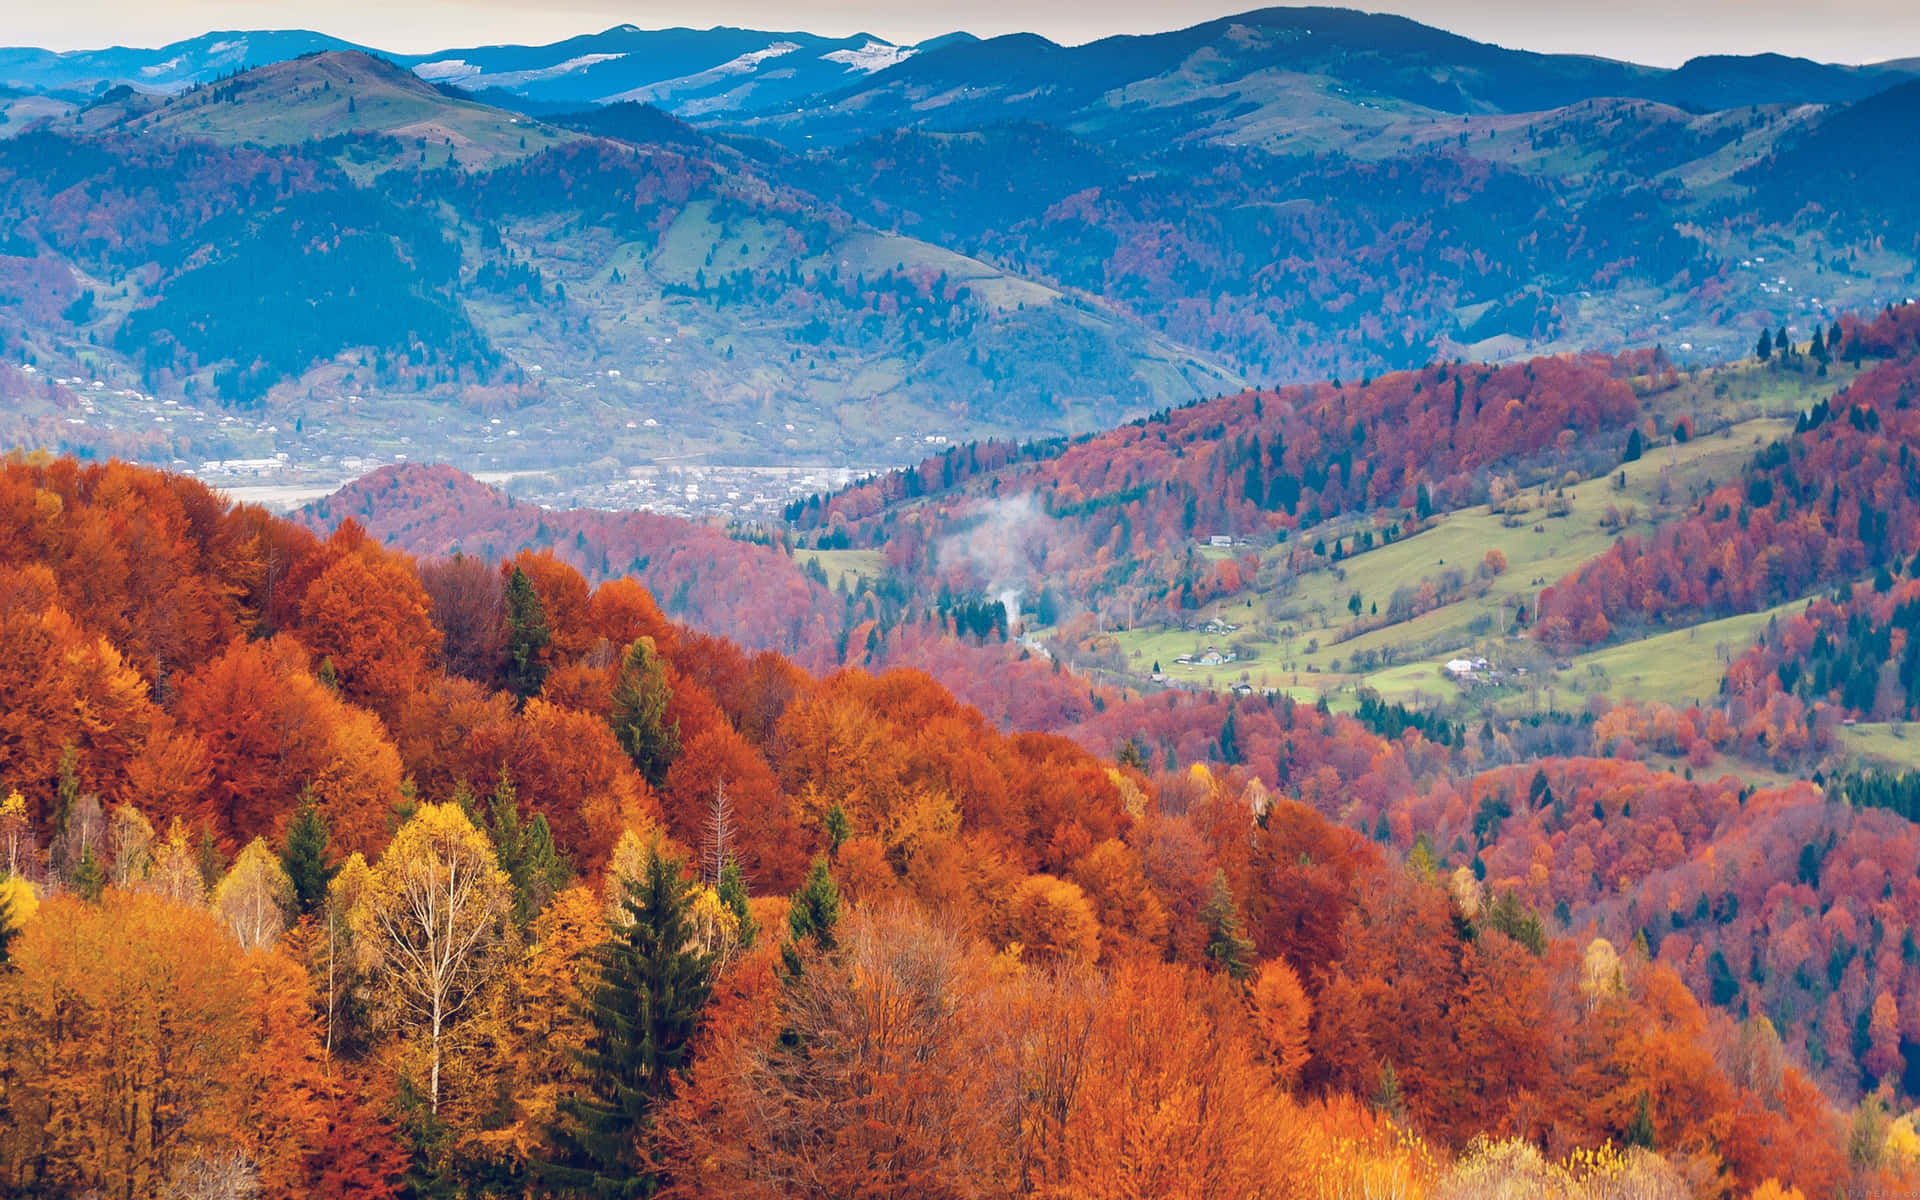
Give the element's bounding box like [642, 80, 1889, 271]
[6, 7, 1917, 126]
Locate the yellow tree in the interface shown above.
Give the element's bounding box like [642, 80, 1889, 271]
[213, 837, 295, 952]
[457, 885, 605, 1166]
[0, 891, 252, 1197]
[320, 851, 375, 1061]
[0, 788, 31, 876]
[105, 803, 154, 888]
[141, 818, 207, 907]
[0, 873, 35, 927]
[351, 803, 511, 1112]
[1009, 874, 1102, 963]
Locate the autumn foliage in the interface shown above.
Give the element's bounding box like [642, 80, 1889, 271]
[5, 452, 1920, 1199]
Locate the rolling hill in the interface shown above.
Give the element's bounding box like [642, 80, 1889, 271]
[116, 51, 575, 170]
[0, 54, 1235, 476]
[4, 9, 1920, 506]
[0, 28, 372, 94]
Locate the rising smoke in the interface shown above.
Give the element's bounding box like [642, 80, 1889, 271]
[934, 494, 1054, 632]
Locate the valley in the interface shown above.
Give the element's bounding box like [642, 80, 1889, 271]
[3, 13, 1919, 513]
[10, 9, 1920, 1197]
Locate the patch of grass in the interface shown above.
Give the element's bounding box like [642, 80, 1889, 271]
[1555, 601, 1810, 707]
[1836, 723, 1920, 773]
[793, 548, 885, 590]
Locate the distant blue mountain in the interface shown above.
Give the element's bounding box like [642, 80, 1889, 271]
[730, 7, 1920, 145]
[0, 7, 1912, 133]
[0, 24, 977, 116]
[0, 30, 374, 94]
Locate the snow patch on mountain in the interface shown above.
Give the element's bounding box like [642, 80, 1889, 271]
[413, 58, 478, 82]
[412, 52, 628, 90]
[821, 41, 914, 74]
[597, 41, 800, 105]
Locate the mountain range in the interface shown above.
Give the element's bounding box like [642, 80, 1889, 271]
[7, 10, 1919, 125]
[2, 7, 1920, 499]
[0, 24, 971, 116]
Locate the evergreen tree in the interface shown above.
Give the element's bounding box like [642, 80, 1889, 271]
[1484, 891, 1548, 957]
[611, 638, 679, 788]
[518, 815, 568, 921]
[73, 844, 105, 903]
[717, 859, 756, 952]
[282, 790, 336, 916]
[194, 825, 227, 891]
[1374, 1060, 1407, 1123]
[504, 567, 551, 703]
[0, 887, 16, 970]
[1200, 869, 1255, 980]
[1756, 328, 1773, 361]
[481, 771, 569, 926]
[821, 804, 851, 860]
[1625, 1091, 1657, 1148]
[1623, 428, 1644, 462]
[1527, 768, 1554, 810]
[543, 850, 714, 1197]
[782, 859, 841, 977]
[1217, 707, 1242, 765]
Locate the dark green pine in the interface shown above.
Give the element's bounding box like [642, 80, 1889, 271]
[543, 849, 713, 1198]
[281, 790, 335, 916]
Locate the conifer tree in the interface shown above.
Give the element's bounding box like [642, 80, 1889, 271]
[782, 858, 841, 977]
[610, 638, 679, 788]
[1625, 1091, 1657, 1148]
[0, 887, 16, 970]
[52, 744, 79, 848]
[504, 566, 551, 703]
[717, 859, 756, 952]
[282, 790, 335, 916]
[821, 804, 851, 860]
[1527, 767, 1554, 809]
[1200, 869, 1255, 980]
[72, 844, 105, 903]
[544, 849, 713, 1197]
[478, 771, 569, 926]
[1217, 707, 1242, 765]
[1374, 1060, 1407, 1122]
[194, 826, 227, 892]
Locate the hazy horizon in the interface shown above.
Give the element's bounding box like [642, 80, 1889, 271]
[5, 0, 1920, 70]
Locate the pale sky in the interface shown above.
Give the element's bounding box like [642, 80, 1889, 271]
[6, 0, 1919, 68]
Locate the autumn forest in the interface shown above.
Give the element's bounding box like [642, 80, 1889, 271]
[14, 318, 1920, 1198]
[13, 8, 1920, 1199]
